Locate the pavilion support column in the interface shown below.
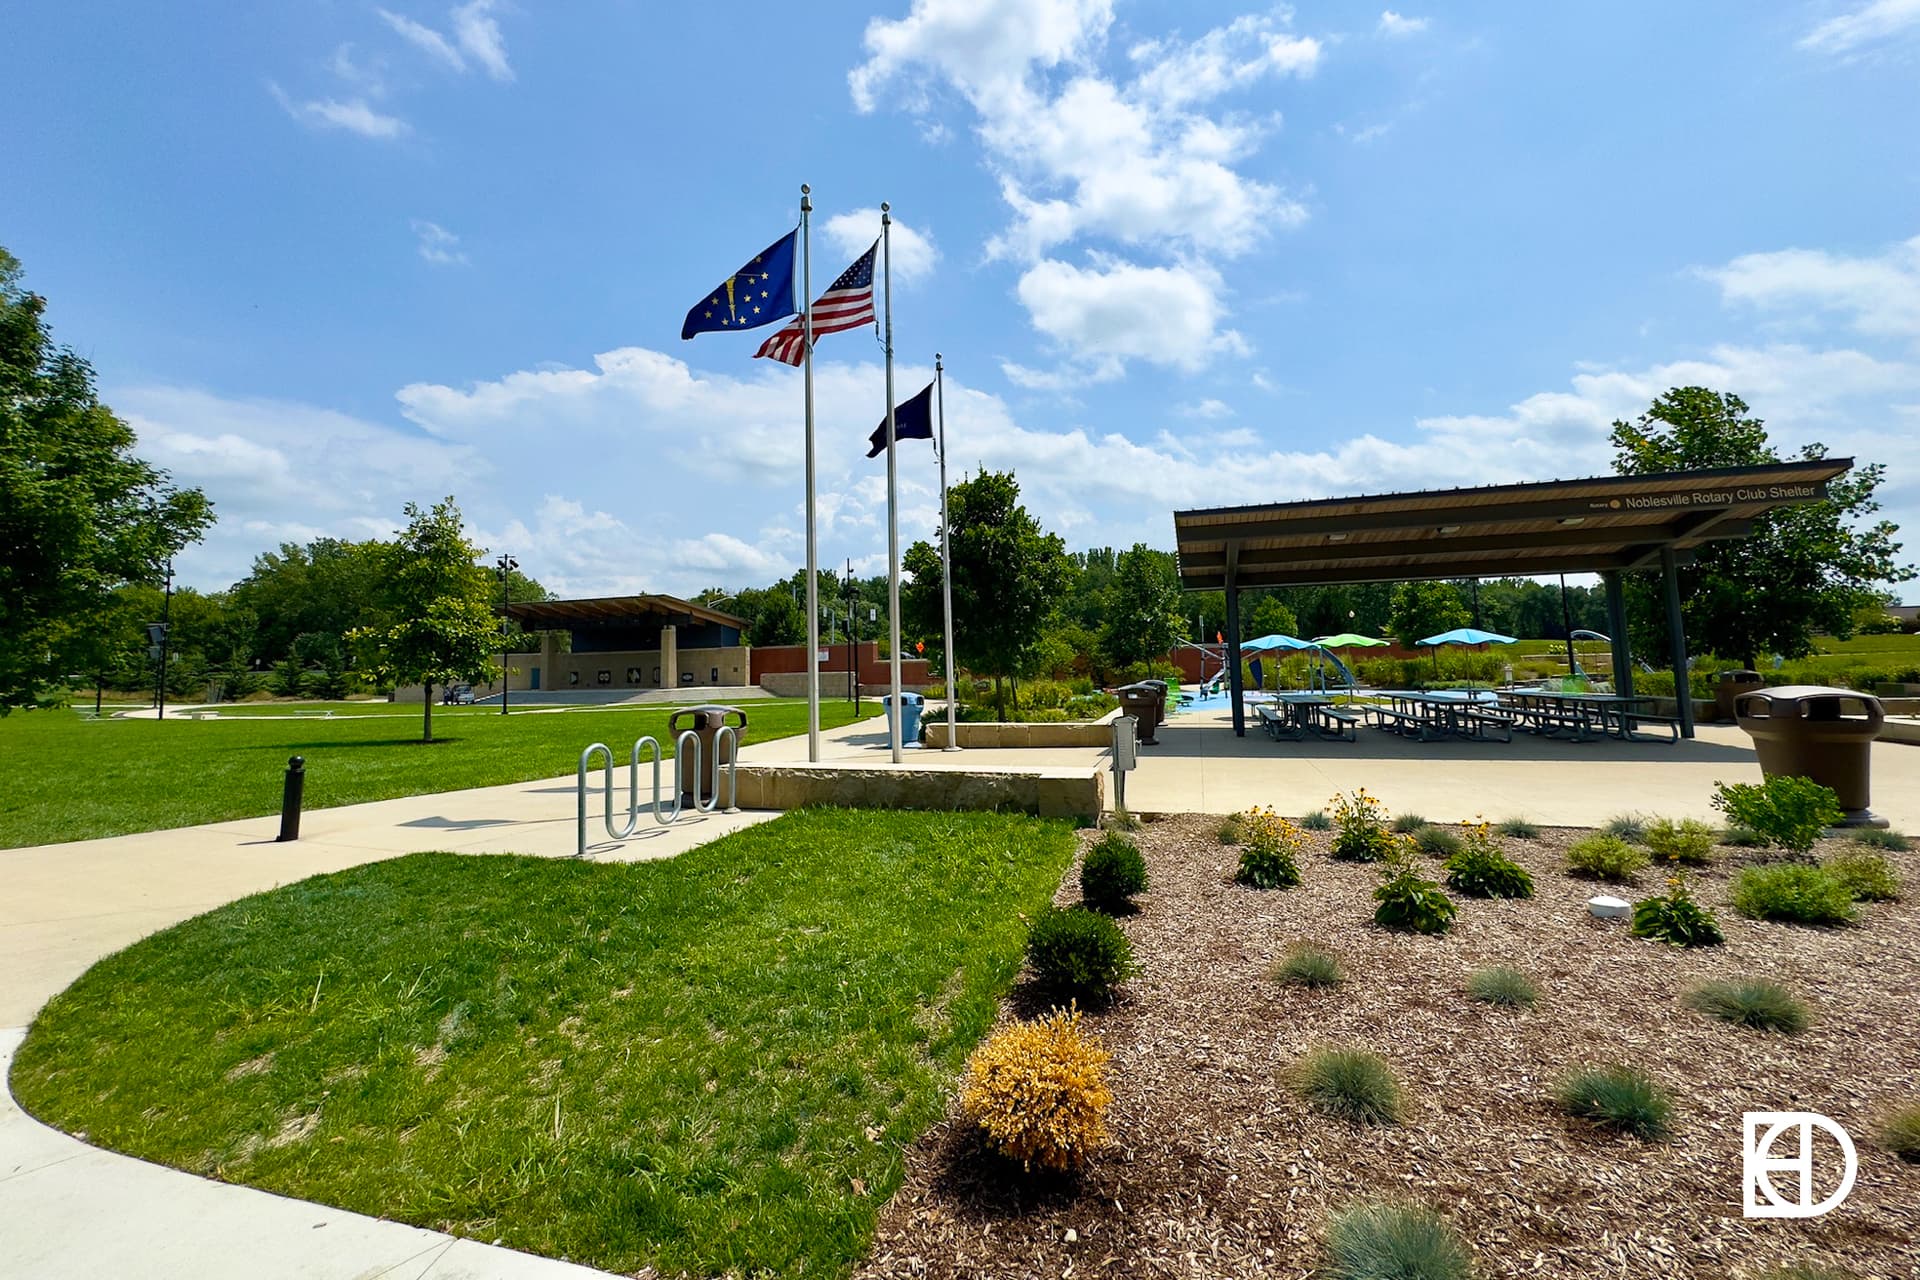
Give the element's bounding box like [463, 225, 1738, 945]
[1602, 570, 1634, 699]
[1225, 544, 1245, 738]
[1659, 549, 1694, 739]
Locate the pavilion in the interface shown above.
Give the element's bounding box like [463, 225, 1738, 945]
[502, 594, 751, 693]
[1172, 458, 1853, 738]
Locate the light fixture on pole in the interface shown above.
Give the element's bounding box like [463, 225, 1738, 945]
[497, 553, 517, 715]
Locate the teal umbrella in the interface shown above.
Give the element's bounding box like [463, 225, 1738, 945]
[1417, 627, 1517, 689]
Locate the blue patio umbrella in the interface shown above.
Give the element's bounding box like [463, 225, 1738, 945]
[1416, 627, 1518, 689]
[1241, 634, 1318, 693]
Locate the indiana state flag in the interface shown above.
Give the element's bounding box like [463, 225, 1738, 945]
[681, 229, 798, 339]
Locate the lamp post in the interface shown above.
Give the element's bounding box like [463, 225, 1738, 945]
[497, 553, 517, 715]
[156, 555, 173, 720]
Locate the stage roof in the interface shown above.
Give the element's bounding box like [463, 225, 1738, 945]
[504, 593, 748, 631]
[1172, 458, 1851, 590]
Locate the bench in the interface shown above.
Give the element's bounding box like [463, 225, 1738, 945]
[1455, 709, 1515, 743]
[1256, 704, 1300, 741]
[1621, 713, 1682, 743]
[1312, 706, 1361, 742]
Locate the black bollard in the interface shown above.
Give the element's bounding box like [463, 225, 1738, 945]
[277, 755, 305, 842]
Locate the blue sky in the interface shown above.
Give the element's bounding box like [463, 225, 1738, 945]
[6, 1, 1919, 599]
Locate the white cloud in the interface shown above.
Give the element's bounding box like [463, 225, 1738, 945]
[378, 9, 466, 71]
[823, 209, 939, 285]
[848, 1, 1315, 376]
[1799, 0, 1920, 53]
[1377, 11, 1430, 37]
[1178, 398, 1233, 419]
[377, 1, 512, 80]
[1701, 233, 1920, 341]
[1016, 257, 1246, 373]
[411, 219, 469, 266]
[451, 0, 513, 81]
[270, 83, 409, 139]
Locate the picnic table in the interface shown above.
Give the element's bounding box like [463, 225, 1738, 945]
[1365, 691, 1513, 742]
[1256, 692, 1360, 742]
[1495, 689, 1678, 742]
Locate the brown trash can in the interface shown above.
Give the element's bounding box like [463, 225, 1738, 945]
[1715, 670, 1765, 721]
[1116, 683, 1163, 745]
[668, 704, 749, 805]
[1732, 685, 1887, 827]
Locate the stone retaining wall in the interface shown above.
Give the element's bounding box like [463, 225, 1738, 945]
[922, 718, 1116, 749]
[730, 763, 1103, 818]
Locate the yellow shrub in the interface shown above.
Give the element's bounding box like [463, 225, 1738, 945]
[960, 1007, 1112, 1170]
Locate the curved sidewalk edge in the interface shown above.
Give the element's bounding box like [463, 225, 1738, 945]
[1, 1030, 614, 1280]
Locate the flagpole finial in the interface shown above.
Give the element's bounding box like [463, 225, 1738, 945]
[801, 182, 810, 195]
[881, 201, 891, 218]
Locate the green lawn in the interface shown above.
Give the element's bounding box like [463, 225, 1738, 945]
[10, 810, 1077, 1278]
[0, 700, 878, 849]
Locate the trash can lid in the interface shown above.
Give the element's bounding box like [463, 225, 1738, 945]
[1738, 684, 1871, 700]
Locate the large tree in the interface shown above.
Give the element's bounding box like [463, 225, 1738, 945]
[1101, 543, 1187, 668]
[1387, 581, 1470, 649]
[0, 247, 214, 712]
[349, 498, 499, 742]
[902, 468, 1069, 718]
[1610, 387, 1912, 666]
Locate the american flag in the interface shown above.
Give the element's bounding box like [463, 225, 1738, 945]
[755, 240, 877, 365]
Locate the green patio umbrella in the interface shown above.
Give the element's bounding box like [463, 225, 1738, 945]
[1312, 633, 1388, 649]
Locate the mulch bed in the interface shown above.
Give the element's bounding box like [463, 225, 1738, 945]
[853, 817, 1920, 1279]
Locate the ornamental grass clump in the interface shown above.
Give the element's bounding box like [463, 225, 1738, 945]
[1234, 806, 1303, 890]
[1497, 816, 1541, 840]
[1849, 826, 1909, 852]
[1295, 1047, 1404, 1126]
[1330, 789, 1397, 863]
[1080, 831, 1148, 912]
[1685, 978, 1810, 1034]
[1721, 825, 1769, 848]
[1025, 907, 1135, 1004]
[1300, 809, 1333, 831]
[1443, 821, 1534, 898]
[960, 1006, 1112, 1171]
[1882, 1104, 1920, 1162]
[1602, 813, 1648, 842]
[1466, 965, 1538, 1009]
[1566, 832, 1650, 883]
[1643, 817, 1717, 866]
[1412, 825, 1464, 858]
[1323, 1202, 1473, 1280]
[1373, 841, 1458, 935]
[1711, 776, 1845, 855]
[1391, 813, 1428, 834]
[1824, 850, 1902, 902]
[1731, 864, 1857, 926]
[1629, 875, 1724, 947]
[1555, 1063, 1674, 1141]
[1272, 942, 1345, 989]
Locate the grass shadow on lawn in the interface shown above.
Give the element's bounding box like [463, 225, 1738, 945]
[10, 808, 1077, 1278]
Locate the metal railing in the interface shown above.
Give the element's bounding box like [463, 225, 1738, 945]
[576, 725, 741, 855]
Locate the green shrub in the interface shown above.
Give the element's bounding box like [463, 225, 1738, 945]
[1300, 809, 1332, 831]
[1234, 808, 1304, 889]
[1731, 865, 1857, 926]
[1215, 812, 1246, 845]
[1080, 832, 1149, 911]
[1629, 879, 1724, 947]
[1711, 776, 1844, 855]
[1685, 978, 1810, 1034]
[1412, 825, 1464, 858]
[1294, 1047, 1404, 1125]
[1882, 1104, 1920, 1162]
[1824, 851, 1902, 902]
[1330, 790, 1397, 862]
[1849, 826, 1909, 852]
[1272, 943, 1345, 989]
[1497, 817, 1540, 840]
[1721, 825, 1769, 848]
[1643, 817, 1716, 866]
[1025, 907, 1136, 1004]
[1602, 813, 1647, 842]
[1566, 833, 1650, 882]
[1466, 966, 1537, 1008]
[1443, 828, 1534, 898]
[1391, 813, 1428, 834]
[1323, 1202, 1473, 1280]
[1555, 1064, 1674, 1140]
[1373, 845, 1458, 935]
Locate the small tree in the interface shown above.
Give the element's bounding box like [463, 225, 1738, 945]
[1387, 581, 1470, 650]
[1101, 543, 1187, 668]
[349, 498, 499, 743]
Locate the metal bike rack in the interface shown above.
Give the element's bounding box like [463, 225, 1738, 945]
[576, 726, 741, 855]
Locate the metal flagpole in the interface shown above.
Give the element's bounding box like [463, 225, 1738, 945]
[881, 203, 902, 763]
[801, 184, 820, 761]
[936, 353, 959, 751]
